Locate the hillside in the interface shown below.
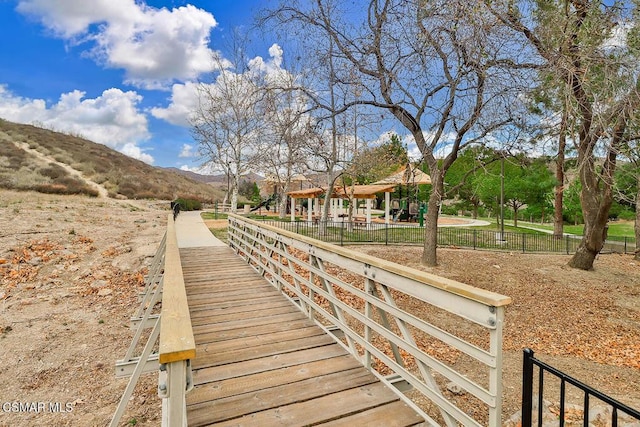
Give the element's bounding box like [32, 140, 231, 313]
[164, 167, 264, 186]
[0, 119, 224, 201]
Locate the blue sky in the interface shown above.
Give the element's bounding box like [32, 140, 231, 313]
[0, 0, 275, 171]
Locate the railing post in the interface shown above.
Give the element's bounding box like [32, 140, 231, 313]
[340, 220, 344, 246]
[522, 348, 535, 427]
[159, 360, 191, 427]
[385, 224, 389, 245]
[566, 235, 570, 255]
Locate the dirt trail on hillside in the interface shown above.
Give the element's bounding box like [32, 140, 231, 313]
[12, 140, 110, 198]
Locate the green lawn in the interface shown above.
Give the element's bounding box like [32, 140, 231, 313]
[210, 227, 228, 243]
[472, 223, 545, 235]
[507, 219, 636, 238]
[201, 212, 228, 220]
[201, 212, 296, 222]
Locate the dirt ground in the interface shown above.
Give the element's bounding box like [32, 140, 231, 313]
[354, 245, 640, 423]
[0, 190, 167, 427]
[0, 190, 638, 426]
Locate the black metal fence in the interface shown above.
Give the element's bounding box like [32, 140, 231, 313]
[522, 348, 640, 426]
[257, 219, 636, 255]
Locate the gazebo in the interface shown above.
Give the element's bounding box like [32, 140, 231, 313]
[374, 166, 432, 218]
[260, 174, 312, 197]
[287, 184, 397, 225]
[373, 166, 432, 185]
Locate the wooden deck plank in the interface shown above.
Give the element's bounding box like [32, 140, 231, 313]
[191, 311, 308, 336]
[187, 368, 378, 426]
[191, 344, 350, 386]
[185, 280, 273, 293]
[196, 325, 325, 355]
[188, 298, 293, 319]
[191, 304, 299, 326]
[186, 292, 283, 308]
[203, 382, 404, 427]
[188, 296, 292, 317]
[178, 245, 424, 427]
[186, 285, 279, 301]
[188, 354, 361, 402]
[193, 317, 318, 345]
[182, 272, 266, 284]
[319, 400, 425, 426]
[193, 333, 337, 369]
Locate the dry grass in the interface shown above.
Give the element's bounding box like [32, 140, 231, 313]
[0, 119, 224, 201]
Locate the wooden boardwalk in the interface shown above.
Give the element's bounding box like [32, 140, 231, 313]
[179, 245, 425, 427]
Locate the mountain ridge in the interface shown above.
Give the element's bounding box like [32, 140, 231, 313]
[0, 119, 224, 201]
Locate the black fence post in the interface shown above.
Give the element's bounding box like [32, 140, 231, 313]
[566, 235, 570, 255]
[340, 220, 344, 246]
[522, 233, 526, 253]
[522, 348, 535, 427]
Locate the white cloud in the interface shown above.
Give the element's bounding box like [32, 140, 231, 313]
[179, 143, 195, 158]
[152, 45, 292, 127]
[368, 129, 458, 161]
[120, 142, 154, 164]
[17, 0, 220, 88]
[402, 131, 458, 160]
[150, 81, 201, 126]
[179, 163, 219, 174]
[0, 84, 153, 163]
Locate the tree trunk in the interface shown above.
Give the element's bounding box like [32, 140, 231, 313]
[569, 243, 598, 270]
[554, 111, 567, 238]
[421, 172, 443, 267]
[279, 181, 290, 219]
[319, 174, 340, 234]
[635, 179, 640, 261]
[230, 174, 239, 213]
[568, 158, 612, 270]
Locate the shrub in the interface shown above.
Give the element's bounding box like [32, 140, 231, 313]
[175, 198, 202, 211]
[34, 183, 69, 194]
[40, 165, 66, 180]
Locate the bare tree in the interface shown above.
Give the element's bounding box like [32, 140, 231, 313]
[264, 0, 525, 266]
[191, 41, 269, 213]
[486, 0, 640, 270]
[268, 15, 364, 227]
[616, 141, 640, 260]
[261, 59, 315, 218]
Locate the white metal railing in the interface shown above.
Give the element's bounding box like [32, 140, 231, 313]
[228, 213, 512, 427]
[111, 232, 166, 427]
[111, 215, 195, 427]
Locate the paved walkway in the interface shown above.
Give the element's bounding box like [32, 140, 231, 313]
[174, 211, 226, 248]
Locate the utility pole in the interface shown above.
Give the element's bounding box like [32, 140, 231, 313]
[500, 153, 505, 241]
